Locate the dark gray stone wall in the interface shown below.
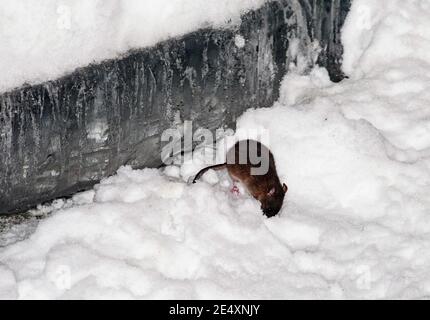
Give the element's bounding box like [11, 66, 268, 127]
[0, 0, 350, 214]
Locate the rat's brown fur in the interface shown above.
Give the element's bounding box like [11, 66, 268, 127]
[193, 140, 288, 217]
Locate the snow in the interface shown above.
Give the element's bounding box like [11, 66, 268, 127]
[342, 0, 430, 79]
[1, 0, 430, 299]
[234, 34, 246, 48]
[0, 0, 266, 93]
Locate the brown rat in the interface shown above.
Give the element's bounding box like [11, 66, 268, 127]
[192, 139, 288, 217]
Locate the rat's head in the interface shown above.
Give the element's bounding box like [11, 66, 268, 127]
[260, 183, 288, 218]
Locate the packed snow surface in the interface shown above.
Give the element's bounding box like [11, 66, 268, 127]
[1, 0, 430, 299]
[0, 0, 266, 93]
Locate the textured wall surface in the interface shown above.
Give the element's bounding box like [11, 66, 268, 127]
[0, 0, 351, 214]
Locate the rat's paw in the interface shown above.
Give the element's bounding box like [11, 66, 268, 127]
[230, 185, 240, 195]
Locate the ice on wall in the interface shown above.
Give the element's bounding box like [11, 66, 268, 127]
[0, 0, 266, 93]
[1, 0, 430, 299]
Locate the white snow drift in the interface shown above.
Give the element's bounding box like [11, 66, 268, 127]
[1, 0, 430, 299]
[0, 0, 266, 93]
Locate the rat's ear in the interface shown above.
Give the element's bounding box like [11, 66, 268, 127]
[268, 187, 275, 196]
[282, 183, 288, 193]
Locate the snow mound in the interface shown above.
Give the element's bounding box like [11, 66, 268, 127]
[1, 0, 430, 299]
[342, 0, 430, 78]
[0, 0, 266, 93]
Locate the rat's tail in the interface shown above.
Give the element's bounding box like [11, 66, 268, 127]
[192, 163, 226, 183]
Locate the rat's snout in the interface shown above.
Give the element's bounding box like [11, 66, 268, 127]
[262, 205, 280, 218]
[261, 186, 287, 218]
[261, 198, 283, 218]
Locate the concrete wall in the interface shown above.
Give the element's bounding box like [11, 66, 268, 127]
[0, 0, 351, 214]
